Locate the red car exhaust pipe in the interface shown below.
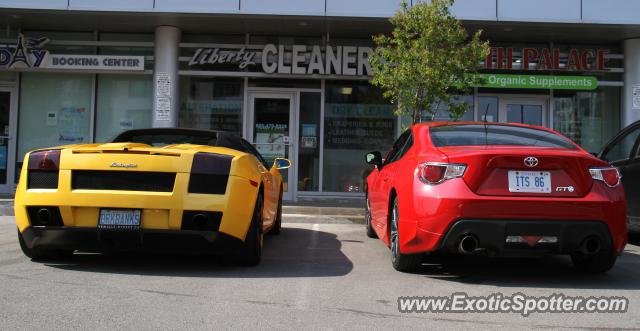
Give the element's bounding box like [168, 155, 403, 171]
[580, 237, 602, 255]
[459, 235, 479, 254]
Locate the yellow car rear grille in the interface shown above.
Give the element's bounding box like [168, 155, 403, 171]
[27, 171, 59, 189]
[71, 170, 176, 192]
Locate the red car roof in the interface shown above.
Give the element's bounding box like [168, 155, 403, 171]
[413, 121, 554, 132]
[411, 121, 586, 153]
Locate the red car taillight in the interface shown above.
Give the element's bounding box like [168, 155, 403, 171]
[589, 167, 621, 188]
[28, 150, 60, 171]
[417, 162, 467, 185]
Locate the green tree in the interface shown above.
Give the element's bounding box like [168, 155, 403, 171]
[370, 0, 489, 123]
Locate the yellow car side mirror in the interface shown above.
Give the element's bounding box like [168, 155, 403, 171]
[273, 158, 291, 170]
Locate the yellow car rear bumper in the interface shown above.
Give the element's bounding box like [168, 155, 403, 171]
[15, 172, 258, 242]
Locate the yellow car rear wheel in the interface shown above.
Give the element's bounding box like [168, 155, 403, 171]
[268, 187, 283, 236]
[237, 191, 264, 266]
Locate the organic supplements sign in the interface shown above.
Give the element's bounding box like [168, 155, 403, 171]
[475, 74, 598, 91]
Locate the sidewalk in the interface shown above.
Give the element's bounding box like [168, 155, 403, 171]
[283, 197, 365, 223]
[0, 199, 13, 216]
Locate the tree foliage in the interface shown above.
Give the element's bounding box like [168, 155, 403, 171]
[370, 0, 489, 123]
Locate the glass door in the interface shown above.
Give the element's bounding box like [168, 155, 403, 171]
[499, 97, 549, 127]
[248, 92, 296, 201]
[0, 87, 16, 194]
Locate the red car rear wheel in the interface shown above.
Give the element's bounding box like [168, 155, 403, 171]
[389, 197, 423, 272]
[571, 249, 617, 274]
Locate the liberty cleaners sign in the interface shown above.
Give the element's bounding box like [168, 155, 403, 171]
[189, 44, 373, 76]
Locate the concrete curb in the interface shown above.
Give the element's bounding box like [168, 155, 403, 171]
[282, 205, 364, 217]
[0, 199, 13, 216]
[282, 213, 365, 224]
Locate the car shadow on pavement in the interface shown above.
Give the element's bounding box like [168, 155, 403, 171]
[408, 248, 640, 290]
[43, 227, 354, 278]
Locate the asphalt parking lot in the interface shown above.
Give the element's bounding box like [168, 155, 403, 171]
[1, 215, 639, 330]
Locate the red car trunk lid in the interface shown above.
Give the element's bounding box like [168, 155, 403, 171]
[439, 146, 597, 197]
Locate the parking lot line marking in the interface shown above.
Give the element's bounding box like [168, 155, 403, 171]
[295, 223, 320, 309]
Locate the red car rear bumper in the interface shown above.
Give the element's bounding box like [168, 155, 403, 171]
[398, 178, 628, 255]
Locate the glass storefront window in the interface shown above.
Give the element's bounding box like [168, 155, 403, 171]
[23, 31, 95, 55]
[183, 34, 245, 43]
[507, 104, 543, 126]
[18, 73, 92, 160]
[249, 35, 323, 46]
[249, 78, 321, 89]
[298, 92, 321, 192]
[478, 96, 498, 122]
[179, 77, 244, 134]
[553, 87, 621, 153]
[99, 33, 153, 42]
[95, 75, 153, 142]
[0, 91, 9, 184]
[419, 95, 474, 122]
[323, 81, 396, 193]
[0, 72, 16, 82]
[99, 33, 154, 57]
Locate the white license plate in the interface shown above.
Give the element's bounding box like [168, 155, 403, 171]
[508, 171, 551, 193]
[98, 209, 141, 230]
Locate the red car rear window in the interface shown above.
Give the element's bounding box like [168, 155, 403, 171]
[429, 124, 577, 149]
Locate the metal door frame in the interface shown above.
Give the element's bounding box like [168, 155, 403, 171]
[499, 96, 550, 127]
[246, 90, 298, 201]
[0, 84, 18, 194]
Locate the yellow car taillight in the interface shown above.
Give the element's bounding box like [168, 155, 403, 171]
[27, 150, 61, 189]
[189, 153, 234, 194]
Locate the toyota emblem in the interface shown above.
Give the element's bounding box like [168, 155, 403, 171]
[524, 157, 539, 168]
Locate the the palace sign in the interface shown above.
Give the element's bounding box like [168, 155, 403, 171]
[485, 47, 609, 71]
[188, 44, 374, 76]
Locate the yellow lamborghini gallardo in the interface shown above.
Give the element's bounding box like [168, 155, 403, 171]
[14, 128, 291, 265]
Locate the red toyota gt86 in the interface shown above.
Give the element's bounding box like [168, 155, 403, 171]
[365, 122, 627, 273]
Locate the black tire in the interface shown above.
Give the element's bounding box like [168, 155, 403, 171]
[17, 228, 73, 261]
[571, 249, 617, 274]
[237, 192, 264, 266]
[268, 187, 283, 236]
[365, 194, 377, 239]
[389, 197, 423, 272]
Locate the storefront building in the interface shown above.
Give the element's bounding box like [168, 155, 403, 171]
[1, 1, 640, 200]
